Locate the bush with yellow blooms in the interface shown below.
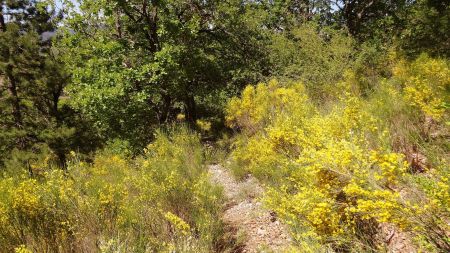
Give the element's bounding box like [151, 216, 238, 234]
[393, 54, 449, 121]
[0, 127, 223, 252]
[226, 71, 449, 251]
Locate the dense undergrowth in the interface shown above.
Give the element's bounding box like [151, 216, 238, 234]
[226, 55, 449, 252]
[1, 1, 449, 252]
[2, 54, 447, 253]
[0, 128, 223, 252]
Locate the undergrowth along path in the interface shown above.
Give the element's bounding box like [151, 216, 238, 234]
[209, 164, 292, 253]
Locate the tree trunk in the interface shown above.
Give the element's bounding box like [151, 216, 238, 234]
[6, 65, 26, 149]
[115, 8, 122, 39]
[6, 66, 23, 129]
[184, 95, 197, 124]
[0, 3, 5, 32]
[158, 94, 172, 124]
[142, 1, 160, 53]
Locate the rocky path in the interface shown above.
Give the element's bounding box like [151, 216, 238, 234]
[209, 164, 292, 253]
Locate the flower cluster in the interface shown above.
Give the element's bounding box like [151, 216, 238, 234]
[394, 54, 449, 121]
[0, 127, 223, 252]
[227, 76, 449, 251]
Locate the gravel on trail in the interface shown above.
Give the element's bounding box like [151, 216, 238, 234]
[209, 164, 292, 253]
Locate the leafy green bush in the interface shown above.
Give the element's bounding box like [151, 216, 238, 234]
[268, 23, 357, 99]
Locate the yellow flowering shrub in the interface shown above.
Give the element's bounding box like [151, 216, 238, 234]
[0, 127, 223, 252]
[226, 80, 312, 134]
[227, 78, 449, 251]
[165, 211, 191, 235]
[393, 54, 449, 121]
[176, 113, 186, 121]
[14, 245, 32, 253]
[0, 170, 79, 252]
[196, 119, 212, 132]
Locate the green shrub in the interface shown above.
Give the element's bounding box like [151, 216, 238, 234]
[0, 127, 223, 252]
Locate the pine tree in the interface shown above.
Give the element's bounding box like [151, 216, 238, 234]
[0, 0, 99, 170]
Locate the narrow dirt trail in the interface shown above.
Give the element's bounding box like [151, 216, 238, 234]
[209, 164, 292, 253]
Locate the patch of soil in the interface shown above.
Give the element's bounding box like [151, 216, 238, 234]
[209, 164, 292, 253]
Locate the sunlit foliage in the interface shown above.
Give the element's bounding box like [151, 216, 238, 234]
[0, 128, 223, 252]
[393, 54, 449, 121]
[226, 67, 449, 251]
